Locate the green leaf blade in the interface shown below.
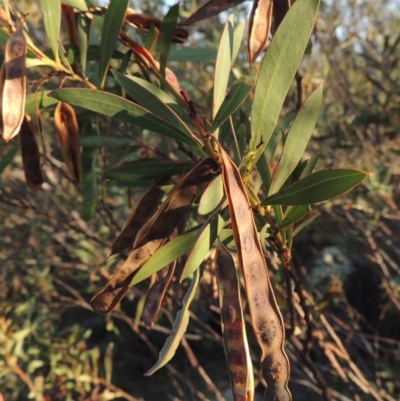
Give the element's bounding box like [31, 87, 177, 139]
[262, 168, 370, 206]
[144, 268, 200, 376]
[99, 0, 129, 88]
[181, 216, 225, 280]
[269, 82, 323, 195]
[211, 81, 252, 132]
[131, 229, 199, 286]
[49, 89, 202, 148]
[39, 0, 61, 62]
[250, 0, 320, 163]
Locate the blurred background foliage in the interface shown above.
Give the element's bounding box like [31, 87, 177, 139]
[0, 0, 399, 400]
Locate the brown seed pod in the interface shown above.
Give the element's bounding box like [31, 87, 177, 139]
[215, 240, 254, 401]
[247, 0, 273, 64]
[54, 101, 81, 184]
[1, 22, 27, 142]
[91, 158, 221, 314]
[110, 177, 170, 257]
[143, 260, 177, 329]
[219, 145, 291, 401]
[19, 116, 43, 190]
[272, 0, 291, 34]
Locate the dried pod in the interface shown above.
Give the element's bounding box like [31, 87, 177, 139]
[143, 260, 177, 329]
[54, 101, 81, 183]
[248, 0, 273, 64]
[91, 158, 220, 314]
[215, 240, 254, 401]
[19, 116, 43, 190]
[1, 22, 27, 142]
[219, 145, 291, 401]
[110, 177, 170, 257]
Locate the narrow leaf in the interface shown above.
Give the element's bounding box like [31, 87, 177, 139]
[269, 82, 323, 195]
[250, 0, 320, 163]
[40, 0, 61, 61]
[131, 228, 199, 286]
[104, 160, 196, 182]
[262, 169, 370, 206]
[180, 215, 226, 280]
[213, 16, 234, 135]
[211, 80, 252, 132]
[155, 3, 179, 78]
[198, 175, 224, 215]
[99, 0, 129, 88]
[279, 205, 310, 229]
[144, 267, 200, 376]
[49, 89, 202, 148]
[112, 71, 193, 136]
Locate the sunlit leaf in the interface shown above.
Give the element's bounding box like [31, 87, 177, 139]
[77, 14, 90, 71]
[112, 71, 193, 135]
[104, 159, 196, 182]
[279, 205, 310, 229]
[213, 16, 234, 137]
[49, 89, 202, 148]
[198, 175, 224, 215]
[40, 0, 61, 61]
[263, 168, 370, 206]
[250, 0, 320, 164]
[131, 228, 199, 285]
[156, 3, 179, 78]
[99, 0, 129, 88]
[211, 80, 252, 132]
[269, 82, 323, 195]
[181, 215, 226, 280]
[144, 267, 200, 376]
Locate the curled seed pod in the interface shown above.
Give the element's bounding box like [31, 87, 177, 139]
[247, 0, 273, 64]
[19, 116, 43, 190]
[2, 22, 27, 142]
[219, 145, 291, 401]
[54, 101, 81, 184]
[215, 240, 254, 401]
[62, 5, 78, 45]
[110, 177, 170, 257]
[143, 260, 177, 329]
[91, 158, 220, 314]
